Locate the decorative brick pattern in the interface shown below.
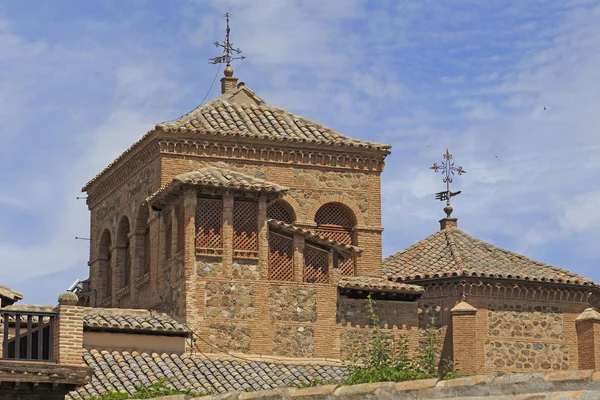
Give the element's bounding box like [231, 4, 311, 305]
[205, 282, 254, 319]
[273, 326, 314, 357]
[233, 200, 259, 253]
[484, 340, 569, 370]
[303, 245, 329, 284]
[269, 286, 316, 322]
[488, 303, 564, 340]
[418, 301, 443, 328]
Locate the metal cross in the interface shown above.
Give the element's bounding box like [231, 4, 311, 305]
[209, 12, 246, 66]
[430, 149, 466, 203]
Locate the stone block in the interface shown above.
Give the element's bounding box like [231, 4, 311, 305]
[290, 384, 338, 398]
[238, 387, 290, 399]
[333, 382, 394, 399]
[394, 378, 439, 391]
[543, 370, 594, 382]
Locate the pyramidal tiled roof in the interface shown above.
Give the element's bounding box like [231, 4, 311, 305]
[147, 167, 289, 206]
[157, 85, 391, 152]
[383, 228, 596, 286]
[67, 349, 347, 399]
[83, 308, 188, 334]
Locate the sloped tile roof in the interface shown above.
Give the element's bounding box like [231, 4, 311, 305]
[67, 349, 347, 399]
[268, 219, 362, 255]
[0, 284, 23, 305]
[383, 228, 596, 286]
[82, 85, 390, 192]
[338, 276, 424, 295]
[147, 168, 289, 207]
[83, 308, 189, 334]
[158, 85, 391, 152]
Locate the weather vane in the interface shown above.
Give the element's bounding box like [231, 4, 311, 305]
[430, 149, 466, 208]
[209, 12, 246, 66]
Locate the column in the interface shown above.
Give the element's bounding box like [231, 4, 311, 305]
[293, 233, 305, 283]
[450, 300, 478, 376]
[222, 192, 234, 277]
[258, 194, 268, 279]
[576, 308, 600, 369]
[54, 292, 84, 366]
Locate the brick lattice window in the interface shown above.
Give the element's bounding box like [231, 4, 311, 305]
[233, 200, 258, 254]
[164, 211, 172, 261]
[268, 232, 294, 281]
[176, 202, 185, 253]
[267, 200, 295, 224]
[195, 198, 223, 254]
[314, 203, 356, 276]
[303, 244, 329, 284]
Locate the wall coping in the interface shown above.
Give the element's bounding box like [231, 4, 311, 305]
[149, 370, 600, 399]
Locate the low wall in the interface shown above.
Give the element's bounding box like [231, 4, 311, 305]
[153, 370, 600, 399]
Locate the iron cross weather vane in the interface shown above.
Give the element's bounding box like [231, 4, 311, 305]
[430, 149, 466, 206]
[209, 12, 246, 66]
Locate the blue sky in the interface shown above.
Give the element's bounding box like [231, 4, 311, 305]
[1, 0, 599, 305]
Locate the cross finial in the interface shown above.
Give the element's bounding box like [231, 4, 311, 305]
[430, 149, 466, 215]
[209, 12, 246, 67]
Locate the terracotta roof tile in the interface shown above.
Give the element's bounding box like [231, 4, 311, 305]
[67, 350, 347, 399]
[383, 228, 596, 286]
[337, 276, 424, 295]
[83, 308, 189, 334]
[157, 86, 390, 152]
[146, 167, 289, 207]
[0, 284, 23, 304]
[267, 219, 363, 255]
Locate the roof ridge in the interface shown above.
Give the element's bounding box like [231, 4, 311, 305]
[444, 228, 466, 271]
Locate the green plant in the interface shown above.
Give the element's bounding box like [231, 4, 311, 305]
[89, 379, 211, 399]
[343, 295, 459, 385]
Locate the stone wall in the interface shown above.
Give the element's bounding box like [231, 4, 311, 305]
[484, 340, 568, 370]
[270, 286, 317, 322]
[337, 296, 418, 328]
[273, 326, 315, 357]
[205, 282, 254, 319]
[488, 303, 564, 340]
[150, 370, 600, 400]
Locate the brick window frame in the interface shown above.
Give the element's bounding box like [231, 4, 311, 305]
[233, 199, 258, 258]
[195, 197, 223, 256]
[314, 202, 357, 276]
[268, 231, 294, 281]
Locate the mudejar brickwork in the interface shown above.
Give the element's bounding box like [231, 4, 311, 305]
[80, 65, 600, 375]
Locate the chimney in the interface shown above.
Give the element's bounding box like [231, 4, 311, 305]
[221, 65, 239, 94]
[439, 203, 457, 230]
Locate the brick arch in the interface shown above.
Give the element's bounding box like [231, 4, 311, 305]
[277, 194, 303, 222]
[306, 195, 365, 226]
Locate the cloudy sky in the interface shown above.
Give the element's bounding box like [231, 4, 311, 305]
[1, 0, 599, 305]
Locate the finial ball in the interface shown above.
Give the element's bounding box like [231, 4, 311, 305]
[224, 65, 234, 77]
[58, 290, 79, 306]
[444, 204, 453, 218]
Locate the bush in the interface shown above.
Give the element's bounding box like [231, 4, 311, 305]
[343, 295, 458, 384]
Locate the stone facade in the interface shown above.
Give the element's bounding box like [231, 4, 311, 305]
[208, 324, 251, 353]
[488, 303, 564, 340]
[205, 282, 254, 319]
[337, 296, 418, 328]
[484, 340, 569, 371]
[273, 326, 315, 357]
[270, 286, 317, 322]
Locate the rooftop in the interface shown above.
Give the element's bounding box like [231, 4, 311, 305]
[83, 308, 189, 335]
[383, 227, 596, 286]
[0, 284, 23, 306]
[68, 349, 346, 399]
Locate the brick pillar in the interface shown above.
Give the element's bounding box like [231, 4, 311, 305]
[222, 192, 234, 277]
[108, 245, 117, 306]
[293, 233, 305, 283]
[128, 230, 138, 308]
[451, 300, 478, 376]
[54, 292, 84, 366]
[258, 194, 268, 279]
[576, 308, 600, 370]
[183, 189, 197, 324]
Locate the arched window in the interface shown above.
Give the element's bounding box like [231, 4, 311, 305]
[117, 216, 131, 289]
[136, 205, 150, 277]
[314, 202, 357, 276]
[267, 200, 296, 224]
[99, 229, 112, 300]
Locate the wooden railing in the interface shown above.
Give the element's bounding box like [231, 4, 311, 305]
[1, 310, 57, 362]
